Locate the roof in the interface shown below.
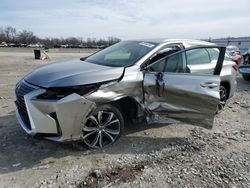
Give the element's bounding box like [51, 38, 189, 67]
[141, 38, 216, 47]
[161, 39, 216, 47]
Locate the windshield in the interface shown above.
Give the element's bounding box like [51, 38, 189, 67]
[83, 41, 157, 67]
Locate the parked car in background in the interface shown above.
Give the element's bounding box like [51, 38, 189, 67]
[239, 65, 250, 81]
[220, 53, 237, 109]
[15, 39, 236, 148]
[226, 45, 243, 66]
[61, 44, 69, 48]
[239, 48, 250, 81]
[0, 42, 8, 47]
[242, 48, 250, 65]
[8, 43, 20, 47]
[27, 43, 43, 48]
[20, 43, 28, 47]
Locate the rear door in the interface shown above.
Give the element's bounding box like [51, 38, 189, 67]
[143, 46, 225, 129]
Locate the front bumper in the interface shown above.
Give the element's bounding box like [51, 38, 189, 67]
[16, 85, 96, 142]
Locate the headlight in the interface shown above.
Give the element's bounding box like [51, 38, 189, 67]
[38, 84, 99, 99]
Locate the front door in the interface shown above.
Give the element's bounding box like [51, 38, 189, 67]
[143, 46, 225, 129]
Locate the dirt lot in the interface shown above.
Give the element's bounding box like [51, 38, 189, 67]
[0, 48, 249, 188]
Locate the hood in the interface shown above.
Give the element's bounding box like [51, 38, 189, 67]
[24, 59, 124, 88]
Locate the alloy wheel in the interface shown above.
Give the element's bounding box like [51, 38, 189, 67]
[218, 86, 227, 111]
[82, 111, 121, 148]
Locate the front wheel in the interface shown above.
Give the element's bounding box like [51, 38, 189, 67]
[82, 104, 124, 149]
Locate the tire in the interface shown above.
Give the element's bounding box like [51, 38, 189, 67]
[242, 74, 250, 81]
[82, 104, 124, 149]
[218, 85, 228, 111]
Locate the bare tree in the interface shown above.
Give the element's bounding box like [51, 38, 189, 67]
[4, 26, 17, 43]
[17, 30, 37, 44]
[66, 37, 81, 46]
[0, 27, 6, 42]
[108, 37, 121, 45]
[0, 26, 121, 47]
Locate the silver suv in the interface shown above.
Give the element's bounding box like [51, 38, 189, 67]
[15, 39, 236, 148]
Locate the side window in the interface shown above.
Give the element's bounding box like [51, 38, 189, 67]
[149, 52, 186, 73]
[146, 45, 182, 67]
[147, 47, 221, 75]
[186, 48, 210, 65]
[186, 48, 218, 75]
[164, 53, 184, 73]
[207, 48, 219, 61]
[149, 58, 165, 72]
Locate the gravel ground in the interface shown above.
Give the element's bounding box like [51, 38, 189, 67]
[0, 48, 249, 188]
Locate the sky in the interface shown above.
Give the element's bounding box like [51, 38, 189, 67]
[0, 0, 250, 40]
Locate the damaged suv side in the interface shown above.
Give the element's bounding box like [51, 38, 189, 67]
[16, 39, 228, 148]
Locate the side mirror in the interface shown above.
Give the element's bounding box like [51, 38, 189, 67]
[80, 57, 86, 61]
[80, 56, 89, 61]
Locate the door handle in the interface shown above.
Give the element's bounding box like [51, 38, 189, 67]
[200, 82, 218, 88]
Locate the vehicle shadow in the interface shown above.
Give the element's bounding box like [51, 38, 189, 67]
[236, 76, 250, 93]
[0, 112, 190, 174]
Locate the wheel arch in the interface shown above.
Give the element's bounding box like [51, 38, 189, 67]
[109, 96, 144, 122]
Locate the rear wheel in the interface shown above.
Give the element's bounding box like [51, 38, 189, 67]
[242, 74, 250, 81]
[82, 104, 124, 149]
[218, 86, 228, 111]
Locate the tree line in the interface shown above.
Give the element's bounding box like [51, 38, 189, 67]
[0, 26, 121, 48]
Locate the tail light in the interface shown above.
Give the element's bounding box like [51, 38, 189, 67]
[232, 55, 241, 65]
[233, 59, 239, 65]
[232, 63, 238, 71]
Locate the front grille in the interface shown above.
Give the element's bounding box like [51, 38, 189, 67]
[15, 80, 37, 130]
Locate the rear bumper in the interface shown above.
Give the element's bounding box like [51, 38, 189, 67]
[16, 88, 96, 142]
[239, 65, 250, 75]
[220, 74, 237, 99]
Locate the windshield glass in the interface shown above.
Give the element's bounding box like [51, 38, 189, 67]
[83, 41, 157, 67]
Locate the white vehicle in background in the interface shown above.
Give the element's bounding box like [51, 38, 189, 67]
[0, 42, 8, 47]
[217, 54, 237, 109]
[27, 43, 43, 48]
[61, 44, 69, 48]
[226, 45, 243, 66]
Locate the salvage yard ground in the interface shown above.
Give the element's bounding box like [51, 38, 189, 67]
[0, 48, 249, 188]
